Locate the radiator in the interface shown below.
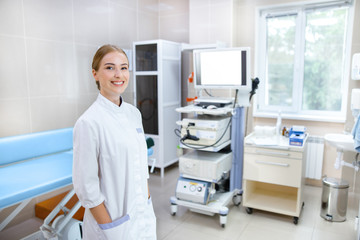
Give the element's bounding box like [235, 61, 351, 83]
[305, 135, 324, 180]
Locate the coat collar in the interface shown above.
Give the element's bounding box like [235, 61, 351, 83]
[96, 93, 124, 113]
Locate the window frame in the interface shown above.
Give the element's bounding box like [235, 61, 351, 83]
[253, 0, 355, 122]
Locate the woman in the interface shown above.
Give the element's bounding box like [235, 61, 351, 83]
[73, 44, 157, 239]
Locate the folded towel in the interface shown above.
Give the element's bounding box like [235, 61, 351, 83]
[352, 116, 360, 152]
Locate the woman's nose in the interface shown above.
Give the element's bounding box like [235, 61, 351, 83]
[114, 68, 121, 77]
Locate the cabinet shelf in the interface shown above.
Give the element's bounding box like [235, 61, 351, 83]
[171, 191, 234, 216]
[244, 180, 298, 216]
[180, 140, 231, 152]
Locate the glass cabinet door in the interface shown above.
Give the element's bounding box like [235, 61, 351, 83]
[136, 75, 158, 135]
[135, 44, 157, 71]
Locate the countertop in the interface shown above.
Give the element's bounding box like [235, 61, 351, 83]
[244, 132, 308, 151]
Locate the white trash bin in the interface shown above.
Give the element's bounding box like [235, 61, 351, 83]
[320, 177, 349, 222]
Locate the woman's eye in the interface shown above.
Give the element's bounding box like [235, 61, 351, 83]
[106, 66, 113, 70]
[121, 66, 128, 70]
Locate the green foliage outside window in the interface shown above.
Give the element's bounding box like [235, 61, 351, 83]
[303, 8, 346, 111]
[264, 7, 347, 113]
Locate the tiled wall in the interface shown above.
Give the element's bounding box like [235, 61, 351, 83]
[0, 0, 236, 138]
[189, 0, 233, 46]
[159, 0, 189, 43]
[0, 0, 191, 228]
[0, 0, 160, 137]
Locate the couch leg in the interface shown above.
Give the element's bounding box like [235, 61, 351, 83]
[0, 198, 32, 231]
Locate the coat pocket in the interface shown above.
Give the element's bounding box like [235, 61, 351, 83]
[99, 214, 130, 239]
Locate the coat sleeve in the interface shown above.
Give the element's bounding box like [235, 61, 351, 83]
[73, 119, 105, 208]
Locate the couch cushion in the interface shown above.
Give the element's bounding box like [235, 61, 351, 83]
[0, 128, 73, 166]
[0, 150, 73, 209]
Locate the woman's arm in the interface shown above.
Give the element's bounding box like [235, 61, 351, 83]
[90, 202, 112, 224]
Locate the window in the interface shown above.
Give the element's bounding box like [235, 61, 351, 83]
[255, 1, 354, 122]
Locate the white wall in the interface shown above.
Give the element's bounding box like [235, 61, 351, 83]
[159, 0, 189, 43]
[0, 0, 159, 138]
[0, 0, 161, 228]
[189, 0, 233, 46]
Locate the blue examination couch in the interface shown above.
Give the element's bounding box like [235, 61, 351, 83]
[0, 128, 73, 231]
[0, 128, 155, 231]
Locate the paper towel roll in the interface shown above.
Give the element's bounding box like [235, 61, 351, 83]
[352, 88, 360, 110]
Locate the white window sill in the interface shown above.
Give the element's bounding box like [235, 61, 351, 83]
[253, 111, 346, 123]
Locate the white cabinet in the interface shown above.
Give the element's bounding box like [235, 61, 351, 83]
[133, 40, 181, 177]
[243, 133, 307, 224]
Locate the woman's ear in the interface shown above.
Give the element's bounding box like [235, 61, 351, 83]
[92, 69, 97, 80]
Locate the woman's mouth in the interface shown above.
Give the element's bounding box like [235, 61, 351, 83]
[112, 81, 124, 86]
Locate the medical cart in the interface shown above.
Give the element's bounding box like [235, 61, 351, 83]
[170, 105, 245, 228]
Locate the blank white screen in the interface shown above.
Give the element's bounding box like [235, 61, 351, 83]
[200, 51, 243, 85]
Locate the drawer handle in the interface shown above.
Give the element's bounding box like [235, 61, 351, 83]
[255, 160, 289, 167]
[255, 150, 290, 156]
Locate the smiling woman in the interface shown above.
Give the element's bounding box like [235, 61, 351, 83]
[91, 45, 130, 106]
[72, 44, 157, 240]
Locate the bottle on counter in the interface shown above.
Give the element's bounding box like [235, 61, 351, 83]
[276, 110, 282, 137]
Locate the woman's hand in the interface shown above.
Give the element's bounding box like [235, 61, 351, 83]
[90, 202, 112, 224]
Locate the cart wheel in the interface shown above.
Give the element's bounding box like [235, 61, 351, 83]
[170, 203, 177, 216]
[246, 207, 253, 214]
[293, 217, 299, 225]
[221, 224, 225, 228]
[232, 194, 242, 206]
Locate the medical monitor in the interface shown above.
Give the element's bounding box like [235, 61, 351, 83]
[193, 47, 251, 90]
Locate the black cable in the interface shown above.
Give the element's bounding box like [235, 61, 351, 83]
[138, 98, 156, 121]
[179, 117, 232, 150]
[177, 89, 239, 150]
[233, 89, 238, 107]
[249, 77, 260, 102]
[174, 128, 182, 138]
[245, 78, 260, 136]
[204, 89, 213, 97]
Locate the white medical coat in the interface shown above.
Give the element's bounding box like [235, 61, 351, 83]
[73, 94, 156, 240]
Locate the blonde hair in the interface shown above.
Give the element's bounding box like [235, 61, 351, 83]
[92, 44, 129, 90]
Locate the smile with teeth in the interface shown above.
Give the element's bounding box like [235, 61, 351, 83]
[112, 81, 124, 86]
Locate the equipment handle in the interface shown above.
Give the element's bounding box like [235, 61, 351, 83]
[255, 160, 289, 167]
[255, 150, 289, 156]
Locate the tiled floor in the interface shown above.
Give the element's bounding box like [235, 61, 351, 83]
[1, 163, 358, 240]
[151, 164, 358, 240]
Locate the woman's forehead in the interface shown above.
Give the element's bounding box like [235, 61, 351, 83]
[101, 51, 128, 64]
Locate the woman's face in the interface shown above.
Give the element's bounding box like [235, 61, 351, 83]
[92, 51, 129, 104]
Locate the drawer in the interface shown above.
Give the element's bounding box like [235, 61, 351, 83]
[244, 147, 303, 160]
[244, 153, 302, 187]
